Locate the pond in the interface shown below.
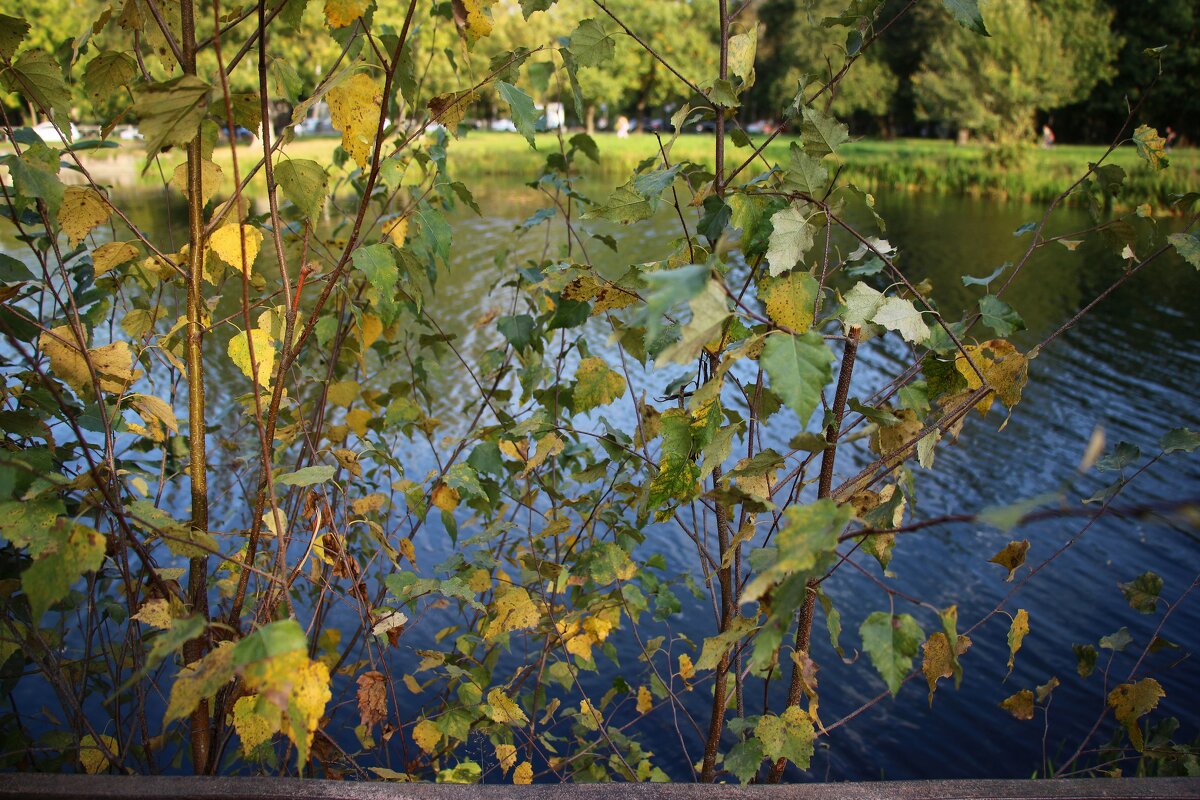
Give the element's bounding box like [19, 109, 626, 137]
[2, 174, 1198, 782]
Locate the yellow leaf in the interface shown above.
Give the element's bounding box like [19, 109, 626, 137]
[79, 734, 118, 774]
[384, 216, 408, 248]
[431, 483, 460, 512]
[678, 653, 695, 681]
[1007, 608, 1029, 674]
[760, 269, 818, 333]
[40, 326, 139, 395]
[132, 597, 172, 629]
[402, 674, 422, 694]
[398, 537, 418, 568]
[346, 408, 371, 438]
[209, 224, 262, 274]
[164, 643, 236, 725]
[92, 241, 139, 277]
[228, 325, 275, 389]
[323, 0, 369, 28]
[328, 73, 382, 170]
[326, 379, 359, 407]
[427, 90, 477, 132]
[483, 586, 540, 639]
[573, 357, 626, 413]
[636, 686, 653, 714]
[284, 658, 332, 757]
[1000, 689, 1034, 720]
[922, 632, 953, 706]
[487, 687, 528, 725]
[350, 493, 387, 515]
[452, 0, 497, 42]
[129, 393, 178, 434]
[58, 187, 111, 247]
[170, 159, 224, 205]
[413, 718, 441, 754]
[498, 439, 528, 462]
[521, 432, 564, 477]
[233, 693, 281, 753]
[494, 743, 517, 774]
[578, 699, 599, 730]
[989, 539, 1030, 582]
[954, 339, 1029, 422]
[1108, 678, 1164, 751]
[513, 761, 533, 784]
[359, 313, 383, 348]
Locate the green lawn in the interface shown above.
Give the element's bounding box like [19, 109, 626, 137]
[81, 130, 1200, 208]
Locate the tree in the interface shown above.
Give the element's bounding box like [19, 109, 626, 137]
[913, 0, 1120, 143]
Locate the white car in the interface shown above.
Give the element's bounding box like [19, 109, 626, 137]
[32, 120, 81, 143]
[117, 126, 144, 141]
[489, 118, 517, 132]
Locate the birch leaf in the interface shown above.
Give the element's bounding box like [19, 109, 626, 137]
[58, 187, 111, 247]
[328, 73, 382, 170]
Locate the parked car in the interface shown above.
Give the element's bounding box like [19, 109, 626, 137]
[32, 120, 80, 143]
[116, 125, 144, 141]
[489, 118, 517, 132]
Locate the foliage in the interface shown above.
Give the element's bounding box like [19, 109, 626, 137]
[0, 0, 1196, 788]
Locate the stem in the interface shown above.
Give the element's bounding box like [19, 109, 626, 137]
[766, 326, 858, 783]
[179, 0, 212, 773]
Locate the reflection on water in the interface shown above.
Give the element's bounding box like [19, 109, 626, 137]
[2, 179, 1198, 781]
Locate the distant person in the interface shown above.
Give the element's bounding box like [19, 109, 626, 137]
[1041, 124, 1055, 148]
[616, 115, 630, 139]
[1165, 126, 1177, 151]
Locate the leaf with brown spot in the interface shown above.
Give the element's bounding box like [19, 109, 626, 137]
[1108, 678, 1164, 751]
[1007, 608, 1029, 674]
[356, 670, 387, 728]
[1000, 689, 1034, 720]
[989, 540, 1029, 581]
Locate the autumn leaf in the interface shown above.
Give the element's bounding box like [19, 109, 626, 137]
[347, 671, 387, 733]
[228, 325, 276, 390]
[513, 761, 533, 784]
[92, 241, 139, 277]
[573, 357, 626, 413]
[412, 718, 441, 754]
[328, 72, 382, 170]
[1007, 608, 1029, 674]
[79, 734, 118, 774]
[988, 539, 1029, 581]
[1108, 678, 1164, 751]
[760, 269, 818, 333]
[58, 187, 111, 247]
[484, 586, 540, 639]
[1000, 689, 1034, 720]
[452, 0, 498, 43]
[170, 159, 223, 205]
[324, 0, 368, 28]
[487, 687, 528, 725]
[132, 598, 173, 630]
[636, 686, 653, 714]
[209, 224, 262, 274]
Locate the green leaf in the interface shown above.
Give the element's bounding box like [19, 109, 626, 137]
[4, 143, 64, 217]
[723, 737, 764, 783]
[1073, 643, 1097, 678]
[696, 617, 756, 671]
[800, 107, 848, 158]
[134, 75, 211, 164]
[656, 280, 730, 365]
[519, 0, 556, 18]
[872, 296, 930, 344]
[841, 282, 885, 337]
[1099, 627, 1132, 652]
[496, 81, 537, 148]
[977, 294, 1024, 337]
[233, 619, 307, 666]
[860, 611, 924, 695]
[352, 243, 400, 325]
[275, 158, 328, 219]
[583, 182, 653, 224]
[22, 523, 106, 621]
[0, 14, 30, 61]
[568, 18, 615, 67]
[781, 143, 828, 196]
[1120, 572, 1163, 614]
[275, 465, 336, 487]
[83, 51, 137, 103]
[1, 50, 71, 131]
[760, 331, 833, 426]
[941, 0, 988, 35]
[498, 314, 536, 352]
[741, 499, 850, 604]
[647, 408, 700, 518]
[1167, 233, 1200, 270]
[766, 204, 816, 277]
[1096, 441, 1139, 472]
[1160, 427, 1200, 454]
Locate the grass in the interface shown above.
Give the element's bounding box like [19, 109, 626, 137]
[77, 130, 1199, 209]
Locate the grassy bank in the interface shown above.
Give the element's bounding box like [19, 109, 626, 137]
[78, 131, 1198, 209]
